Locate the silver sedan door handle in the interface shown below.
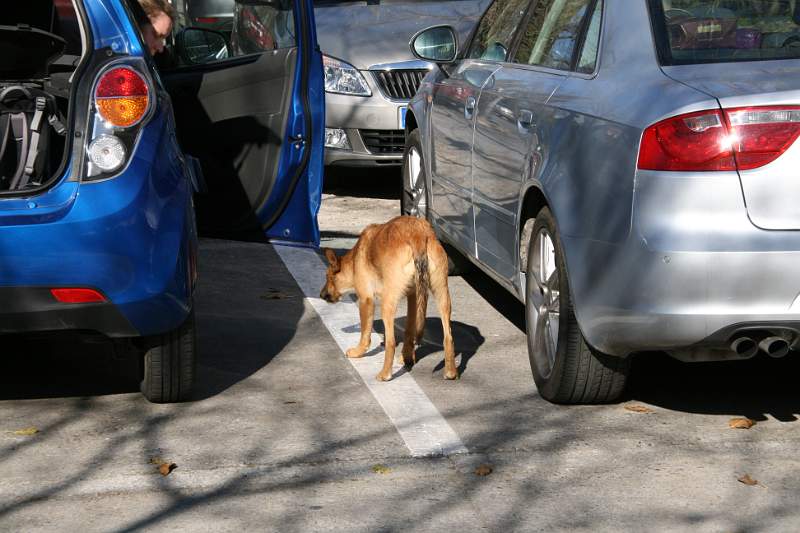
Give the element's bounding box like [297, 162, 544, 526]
[517, 109, 535, 133]
[464, 96, 477, 120]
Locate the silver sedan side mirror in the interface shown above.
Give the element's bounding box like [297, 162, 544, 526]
[410, 25, 458, 64]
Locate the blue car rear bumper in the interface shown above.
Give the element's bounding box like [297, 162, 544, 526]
[0, 110, 196, 338]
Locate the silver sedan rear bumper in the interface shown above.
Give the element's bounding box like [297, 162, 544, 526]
[563, 169, 800, 358]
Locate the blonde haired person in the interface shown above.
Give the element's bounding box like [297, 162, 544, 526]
[128, 0, 176, 56]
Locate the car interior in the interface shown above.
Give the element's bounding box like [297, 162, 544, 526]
[658, 0, 800, 63]
[0, 4, 81, 193]
[163, 0, 302, 232]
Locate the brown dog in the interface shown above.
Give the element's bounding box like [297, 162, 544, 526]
[320, 216, 457, 381]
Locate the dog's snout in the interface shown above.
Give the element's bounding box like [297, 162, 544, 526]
[320, 286, 335, 303]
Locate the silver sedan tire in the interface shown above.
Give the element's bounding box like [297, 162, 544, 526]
[525, 207, 629, 404]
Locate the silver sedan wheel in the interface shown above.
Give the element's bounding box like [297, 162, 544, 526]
[406, 146, 427, 219]
[527, 228, 560, 379]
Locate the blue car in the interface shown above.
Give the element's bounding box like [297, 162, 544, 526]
[1, 1, 324, 402]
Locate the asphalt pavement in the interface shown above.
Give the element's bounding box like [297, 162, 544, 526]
[1, 166, 799, 532]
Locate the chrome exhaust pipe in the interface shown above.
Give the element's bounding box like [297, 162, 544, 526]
[759, 336, 790, 358]
[730, 336, 758, 359]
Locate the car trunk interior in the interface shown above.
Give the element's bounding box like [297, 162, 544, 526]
[0, 3, 83, 193]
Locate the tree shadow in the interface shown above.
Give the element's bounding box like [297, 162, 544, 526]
[1, 246, 799, 531]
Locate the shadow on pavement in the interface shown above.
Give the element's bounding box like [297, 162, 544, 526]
[457, 263, 800, 420]
[186, 239, 305, 401]
[370, 317, 486, 376]
[627, 350, 800, 422]
[0, 334, 139, 400]
[318, 229, 360, 242]
[323, 166, 401, 200]
[0, 240, 305, 403]
[461, 270, 526, 332]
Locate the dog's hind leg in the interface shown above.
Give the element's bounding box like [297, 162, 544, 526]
[377, 295, 400, 381]
[346, 297, 374, 358]
[428, 241, 458, 380]
[401, 291, 418, 368]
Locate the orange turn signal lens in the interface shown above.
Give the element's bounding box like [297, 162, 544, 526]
[96, 96, 149, 127]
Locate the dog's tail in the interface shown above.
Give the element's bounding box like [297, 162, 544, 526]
[413, 246, 429, 298]
[412, 240, 430, 344]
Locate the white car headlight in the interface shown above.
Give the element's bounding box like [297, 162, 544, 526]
[323, 55, 371, 96]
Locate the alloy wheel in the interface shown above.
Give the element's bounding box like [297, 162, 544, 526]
[527, 228, 560, 379]
[406, 146, 427, 219]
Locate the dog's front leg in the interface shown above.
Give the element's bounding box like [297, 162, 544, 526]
[346, 297, 374, 358]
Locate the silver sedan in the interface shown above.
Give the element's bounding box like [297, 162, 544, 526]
[404, 0, 800, 403]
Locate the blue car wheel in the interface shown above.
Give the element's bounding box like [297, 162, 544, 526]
[140, 310, 197, 403]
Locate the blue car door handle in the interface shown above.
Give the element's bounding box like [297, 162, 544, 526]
[464, 96, 477, 120]
[517, 109, 535, 132]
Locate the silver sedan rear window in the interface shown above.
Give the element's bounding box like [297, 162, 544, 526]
[650, 0, 800, 64]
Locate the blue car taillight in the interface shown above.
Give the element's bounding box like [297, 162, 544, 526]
[84, 60, 154, 181]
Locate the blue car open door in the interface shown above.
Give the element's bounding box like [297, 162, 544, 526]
[163, 0, 324, 245]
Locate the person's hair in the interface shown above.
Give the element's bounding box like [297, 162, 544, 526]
[138, 0, 176, 21]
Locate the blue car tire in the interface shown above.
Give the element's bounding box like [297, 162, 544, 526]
[140, 310, 197, 403]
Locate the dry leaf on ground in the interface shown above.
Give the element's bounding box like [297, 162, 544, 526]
[371, 464, 392, 474]
[12, 427, 39, 436]
[737, 474, 759, 486]
[624, 405, 654, 414]
[150, 456, 177, 476]
[729, 418, 756, 430]
[158, 463, 177, 476]
[475, 464, 493, 476]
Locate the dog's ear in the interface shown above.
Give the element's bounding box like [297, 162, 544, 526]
[322, 248, 340, 272]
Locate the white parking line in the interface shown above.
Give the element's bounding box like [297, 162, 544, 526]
[275, 244, 468, 457]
